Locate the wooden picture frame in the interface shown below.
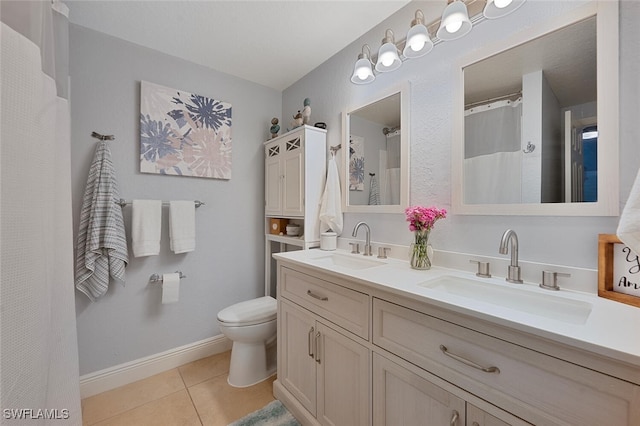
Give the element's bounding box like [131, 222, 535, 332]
[598, 234, 640, 307]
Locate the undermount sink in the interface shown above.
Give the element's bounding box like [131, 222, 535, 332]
[419, 275, 592, 325]
[310, 253, 386, 270]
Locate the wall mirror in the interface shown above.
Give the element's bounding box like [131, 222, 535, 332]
[452, 1, 619, 216]
[342, 83, 409, 213]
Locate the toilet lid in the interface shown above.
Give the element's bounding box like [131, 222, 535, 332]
[217, 296, 277, 326]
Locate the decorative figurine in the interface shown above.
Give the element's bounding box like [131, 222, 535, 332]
[292, 111, 303, 128]
[302, 98, 311, 125]
[270, 117, 280, 139]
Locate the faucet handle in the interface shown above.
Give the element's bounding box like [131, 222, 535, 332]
[349, 242, 360, 254]
[539, 271, 571, 291]
[469, 260, 491, 278]
[378, 247, 391, 259]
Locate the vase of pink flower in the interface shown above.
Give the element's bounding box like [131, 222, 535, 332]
[405, 205, 447, 270]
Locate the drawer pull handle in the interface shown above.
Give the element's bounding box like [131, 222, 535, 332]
[308, 327, 314, 358]
[450, 410, 459, 425]
[315, 332, 321, 364]
[439, 345, 500, 374]
[307, 290, 328, 301]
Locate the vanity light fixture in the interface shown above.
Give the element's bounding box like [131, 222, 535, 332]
[349, 1, 526, 85]
[375, 29, 402, 72]
[350, 44, 376, 84]
[436, 0, 472, 41]
[483, 0, 526, 19]
[402, 10, 433, 59]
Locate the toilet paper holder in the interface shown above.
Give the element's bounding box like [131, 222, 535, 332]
[149, 271, 186, 284]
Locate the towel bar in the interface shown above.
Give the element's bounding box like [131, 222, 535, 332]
[149, 271, 186, 283]
[117, 199, 205, 208]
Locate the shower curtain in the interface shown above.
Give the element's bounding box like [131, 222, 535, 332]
[464, 100, 522, 204]
[380, 131, 401, 205]
[1, 1, 81, 424]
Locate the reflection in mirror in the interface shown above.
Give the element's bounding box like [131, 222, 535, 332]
[463, 16, 596, 205]
[453, 1, 619, 216]
[348, 93, 401, 206]
[342, 84, 409, 214]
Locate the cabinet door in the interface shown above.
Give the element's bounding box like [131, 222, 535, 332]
[316, 322, 370, 426]
[373, 353, 465, 426]
[467, 404, 513, 426]
[282, 136, 304, 216]
[279, 300, 317, 415]
[265, 144, 282, 215]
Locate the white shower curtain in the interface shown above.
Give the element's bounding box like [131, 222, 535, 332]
[464, 99, 522, 204]
[1, 1, 81, 424]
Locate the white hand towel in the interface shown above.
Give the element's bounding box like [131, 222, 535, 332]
[131, 200, 162, 257]
[319, 156, 344, 235]
[170, 201, 196, 254]
[617, 168, 640, 256]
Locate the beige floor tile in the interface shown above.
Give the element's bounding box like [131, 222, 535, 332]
[178, 351, 231, 387]
[92, 390, 201, 426]
[82, 369, 185, 425]
[189, 374, 276, 426]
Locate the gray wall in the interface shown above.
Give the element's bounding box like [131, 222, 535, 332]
[70, 24, 281, 375]
[283, 0, 640, 271]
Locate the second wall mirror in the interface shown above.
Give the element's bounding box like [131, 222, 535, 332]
[342, 83, 410, 213]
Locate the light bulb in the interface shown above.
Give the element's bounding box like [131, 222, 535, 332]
[494, 0, 513, 8]
[409, 34, 427, 52]
[446, 20, 463, 33]
[381, 52, 394, 67]
[356, 68, 369, 80]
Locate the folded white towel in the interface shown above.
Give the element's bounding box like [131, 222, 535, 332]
[170, 201, 195, 254]
[617, 168, 640, 256]
[319, 155, 343, 235]
[131, 200, 162, 257]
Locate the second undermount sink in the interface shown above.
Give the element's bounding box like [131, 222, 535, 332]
[310, 253, 386, 271]
[419, 275, 592, 325]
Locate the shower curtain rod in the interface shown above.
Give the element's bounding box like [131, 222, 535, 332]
[465, 91, 522, 109]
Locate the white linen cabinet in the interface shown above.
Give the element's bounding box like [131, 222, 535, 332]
[263, 125, 326, 295]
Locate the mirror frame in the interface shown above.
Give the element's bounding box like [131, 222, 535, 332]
[342, 82, 410, 213]
[452, 1, 619, 216]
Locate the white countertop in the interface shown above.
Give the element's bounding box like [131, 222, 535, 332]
[274, 249, 640, 368]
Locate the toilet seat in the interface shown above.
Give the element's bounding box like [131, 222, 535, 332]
[217, 296, 276, 326]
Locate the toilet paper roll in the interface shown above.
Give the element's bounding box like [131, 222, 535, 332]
[162, 273, 180, 304]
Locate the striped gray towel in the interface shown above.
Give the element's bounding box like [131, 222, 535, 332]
[75, 141, 128, 301]
[368, 174, 380, 205]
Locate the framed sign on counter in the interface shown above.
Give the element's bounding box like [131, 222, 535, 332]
[598, 234, 640, 307]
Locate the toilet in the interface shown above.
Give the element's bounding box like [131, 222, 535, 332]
[217, 296, 277, 387]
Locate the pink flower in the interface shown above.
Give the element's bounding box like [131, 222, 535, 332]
[405, 206, 447, 231]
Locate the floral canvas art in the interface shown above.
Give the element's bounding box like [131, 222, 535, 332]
[349, 135, 364, 191]
[140, 81, 232, 179]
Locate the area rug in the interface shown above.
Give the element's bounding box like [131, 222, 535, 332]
[228, 400, 300, 426]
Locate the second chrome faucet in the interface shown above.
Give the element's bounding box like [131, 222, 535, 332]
[352, 222, 373, 256]
[499, 229, 523, 283]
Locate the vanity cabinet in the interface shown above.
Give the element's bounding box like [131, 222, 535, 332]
[274, 258, 640, 426]
[279, 295, 370, 425]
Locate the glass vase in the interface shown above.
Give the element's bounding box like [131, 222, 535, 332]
[410, 229, 431, 270]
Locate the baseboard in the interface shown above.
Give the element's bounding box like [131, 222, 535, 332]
[79, 334, 232, 398]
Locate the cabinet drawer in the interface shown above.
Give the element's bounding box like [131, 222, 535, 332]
[281, 267, 369, 340]
[373, 298, 640, 426]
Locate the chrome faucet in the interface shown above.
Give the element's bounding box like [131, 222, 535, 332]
[352, 222, 373, 256]
[499, 229, 523, 283]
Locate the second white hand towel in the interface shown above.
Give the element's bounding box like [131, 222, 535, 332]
[170, 201, 196, 253]
[132, 200, 162, 257]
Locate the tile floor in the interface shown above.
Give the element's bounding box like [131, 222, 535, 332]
[81, 351, 276, 426]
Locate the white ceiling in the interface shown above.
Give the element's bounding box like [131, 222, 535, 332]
[66, 0, 411, 91]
